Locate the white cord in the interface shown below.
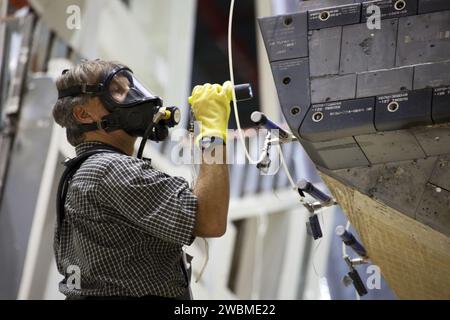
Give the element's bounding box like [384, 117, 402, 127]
[195, 238, 209, 283]
[228, 1, 336, 298]
[228, 0, 296, 179]
[229, 4, 282, 299]
[228, 0, 255, 164]
[188, 0, 302, 289]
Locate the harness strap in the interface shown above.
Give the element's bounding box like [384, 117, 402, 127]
[56, 145, 125, 239]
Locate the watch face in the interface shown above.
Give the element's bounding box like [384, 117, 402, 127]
[201, 137, 213, 149]
[201, 137, 226, 150]
[202, 137, 213, 144]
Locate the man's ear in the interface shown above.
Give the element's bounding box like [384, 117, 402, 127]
[73, 105, 94, 124]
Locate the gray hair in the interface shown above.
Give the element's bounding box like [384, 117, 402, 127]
[52, 59, 125, 146]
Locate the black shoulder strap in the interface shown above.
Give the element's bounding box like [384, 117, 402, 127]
[56, 145, 125, 241]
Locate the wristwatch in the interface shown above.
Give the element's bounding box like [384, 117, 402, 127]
[200, 136, 225, 151]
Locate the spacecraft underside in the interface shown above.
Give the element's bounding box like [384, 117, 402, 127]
[259, 0, 450, 238]
[259, 0, 450, 299]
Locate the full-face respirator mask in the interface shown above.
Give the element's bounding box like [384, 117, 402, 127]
[57, 66, 180, 158]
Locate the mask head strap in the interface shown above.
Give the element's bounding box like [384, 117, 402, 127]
[77, 113, 123, 134]
[58, 83, 105, 99]
[57, 65, 130, 99]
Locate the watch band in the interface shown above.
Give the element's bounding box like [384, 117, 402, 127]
[200, 136, 225, 151]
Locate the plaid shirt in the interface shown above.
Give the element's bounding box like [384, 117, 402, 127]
[54, 141, 197, 298]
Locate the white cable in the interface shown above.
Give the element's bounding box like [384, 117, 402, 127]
[228, 3, 284, 297]
[195, 238, 209, 283]
[228, 0, 254, 164]
[228, 0, 289, 170]
[189, 0, 307, 292]
[345, 221, 351, 231]
[228, 2, 334, 299]
[228, 0, 299, 192]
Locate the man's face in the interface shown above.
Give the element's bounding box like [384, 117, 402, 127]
[75, 97, 136, 143]
[109, 74, 130, 103]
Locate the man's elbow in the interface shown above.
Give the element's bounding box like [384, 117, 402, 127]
[210, 223, 227, 237]
[194, 221, 227, 238]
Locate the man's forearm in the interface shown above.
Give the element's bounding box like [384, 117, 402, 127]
[193, 147, 230, 237]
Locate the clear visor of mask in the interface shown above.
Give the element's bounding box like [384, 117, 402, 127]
[107, 70, 158, 106]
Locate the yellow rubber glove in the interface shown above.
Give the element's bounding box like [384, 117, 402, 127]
[188, 81, 233, 146]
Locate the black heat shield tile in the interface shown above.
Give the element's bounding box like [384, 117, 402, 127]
[418, 0, 450, 13]
[413, 60, 450, 90]
[270, 58, 311, 139]
[361, 0, 418, 22]
[258, 12, 308, 62]
[396, 11, 450, 66]
[311, 74, 357, 104]
[309, 27, 342, 77]
[339, 19, 398, 74]
[374, 88, 433, 131]
[326, 157, 437, 219]
[416, 183, 450, 237]
[411, 124, 450, 156]
[356, 67, 414, 98]
[355, 130, 426, 164]
[432, 86, 450, 124]
[429, 155, 450, 191]
[300, 137, 370, 170]
[258, 5, 450, 172]
[308, 3, 362, 30]
[299, 97, 376, 142]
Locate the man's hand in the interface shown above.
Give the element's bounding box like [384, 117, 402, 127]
[189, 81, 233, 146]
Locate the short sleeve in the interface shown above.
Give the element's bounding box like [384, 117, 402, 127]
[98, 155, 197, 245]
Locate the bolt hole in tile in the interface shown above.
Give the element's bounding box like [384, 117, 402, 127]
[387, 101, 400, 112]
[284, 16, 293, 27]
[319, 11, 330, 21]
[394, 0, 406, 11]
[290, 106, 301, 116]
[312, 112, 324, 122]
